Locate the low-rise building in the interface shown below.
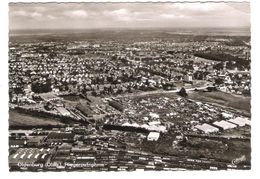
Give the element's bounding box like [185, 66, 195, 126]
[228, 117, 251, 127]
[147, 132, 160, 141]
[45, 132, 76, 144]
[213, 120, 237, 130]
[56, 107, 71, 116]
[195, 123, 219, 133]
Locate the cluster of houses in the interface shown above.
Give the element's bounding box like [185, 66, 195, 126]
[9, 37, 250, 106]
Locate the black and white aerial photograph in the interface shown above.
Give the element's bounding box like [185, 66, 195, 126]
[7, 0, 254, 172]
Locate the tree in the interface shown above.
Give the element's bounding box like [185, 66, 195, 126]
[214, 78, 224, 86]
[44, 101, 54, 111]
[31, 80, 52, 93]
[213, 62, 224, 71]
[178, 87, 188, 97]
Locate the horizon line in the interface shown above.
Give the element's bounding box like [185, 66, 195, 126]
[10, 26, 251, 31]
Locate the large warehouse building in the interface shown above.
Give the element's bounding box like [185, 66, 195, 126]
[213, 120, 237, 130]
[195, 123, 219, 134]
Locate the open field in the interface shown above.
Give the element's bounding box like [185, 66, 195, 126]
[9, 110, 65, 127]
[188, 91, 251, 116]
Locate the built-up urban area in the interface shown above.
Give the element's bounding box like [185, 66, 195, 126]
[9, 30, 251, 171]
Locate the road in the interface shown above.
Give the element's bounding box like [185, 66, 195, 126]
[117, 86, 209, 98]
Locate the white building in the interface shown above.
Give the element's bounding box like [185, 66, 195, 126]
[213, 120, 237, 130]
[147, 132, 160, 141]
[149, 112, 159, 119]
[195, 123, 219, 134]
[148, 121, 161, 126]
[228, 117, 251, 127]
[221, 112, 233, 119]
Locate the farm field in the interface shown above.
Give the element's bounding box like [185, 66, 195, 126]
[9, 110, 65, 127]
[188, 91, 251, 116]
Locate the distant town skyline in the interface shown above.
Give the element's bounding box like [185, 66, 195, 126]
[9, 2, 250, 30]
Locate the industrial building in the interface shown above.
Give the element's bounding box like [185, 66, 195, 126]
[213, 120, 237, 130]
[56, 107, 71, 116]
[228, 117, 251, 127]
[195, 123, 219, 133]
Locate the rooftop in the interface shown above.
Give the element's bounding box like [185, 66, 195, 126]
[195, 123, 219, 133]
[213, 120, 237, 130]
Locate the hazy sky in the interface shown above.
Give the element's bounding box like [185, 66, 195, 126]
[9, 2, 250, 30]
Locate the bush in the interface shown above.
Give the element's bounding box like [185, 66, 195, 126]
[178, 87, 188, 97]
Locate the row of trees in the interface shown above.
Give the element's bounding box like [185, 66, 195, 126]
[194, 52, 250, 70]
